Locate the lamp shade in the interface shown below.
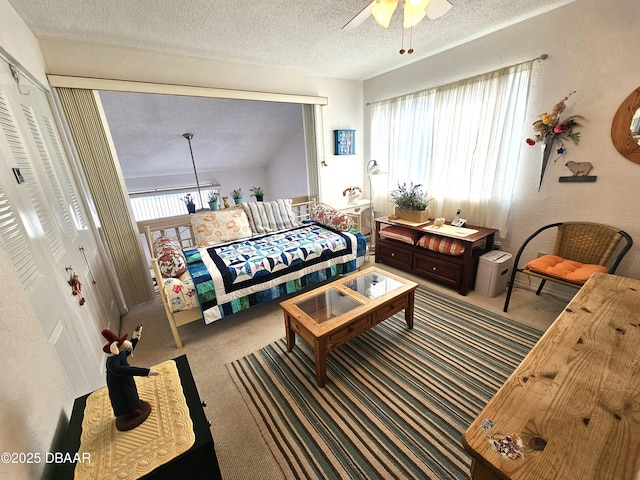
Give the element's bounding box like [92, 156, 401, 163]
[404, 0, 429, 27]
[404, 7, 426, 27]
[372, 0, 398, 28]
[366, 159, 386, 176]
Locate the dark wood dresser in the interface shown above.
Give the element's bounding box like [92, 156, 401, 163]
[375, 216, 497, 295]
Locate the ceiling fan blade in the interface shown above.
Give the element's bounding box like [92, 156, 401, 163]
[342, 0, 376, 30]
[425, 0, 452, 19]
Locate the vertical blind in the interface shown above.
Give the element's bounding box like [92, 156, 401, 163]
[303, 104, 321, 201]
[56, 87, 154, 307]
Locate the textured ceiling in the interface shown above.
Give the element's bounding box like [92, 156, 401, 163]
[11, 0, 574, 81]
[10, 0, 575, 181]
[98, 91, 304, 181]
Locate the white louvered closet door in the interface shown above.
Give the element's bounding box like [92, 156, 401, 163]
[0, 60, 106, 395]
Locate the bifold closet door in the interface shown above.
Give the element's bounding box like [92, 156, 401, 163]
[55, 87, 154, 307]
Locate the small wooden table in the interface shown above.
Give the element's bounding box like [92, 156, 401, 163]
[462, 272, 640, 480]
[280, 266, 418, 387]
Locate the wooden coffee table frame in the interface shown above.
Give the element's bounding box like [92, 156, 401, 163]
[280, 266, 418, 387]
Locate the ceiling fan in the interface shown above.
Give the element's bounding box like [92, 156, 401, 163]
[343, 0, 453, 30]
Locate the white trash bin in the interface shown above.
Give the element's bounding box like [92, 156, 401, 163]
[475, 251, 513, 297]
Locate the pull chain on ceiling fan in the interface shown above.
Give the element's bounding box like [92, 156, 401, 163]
[343, 0, 452, 54]
[399, 26, 414, 55]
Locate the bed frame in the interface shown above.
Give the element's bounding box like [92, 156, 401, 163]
[139, 198, 317, 348]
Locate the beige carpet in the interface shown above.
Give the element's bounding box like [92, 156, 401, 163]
[119, 261, 568, 480]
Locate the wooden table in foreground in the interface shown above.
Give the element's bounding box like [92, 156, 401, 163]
[280, 266, 418, 387]
[462, 272, 640, 480]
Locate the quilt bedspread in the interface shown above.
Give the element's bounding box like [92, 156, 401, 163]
[184, 224, 366, 324]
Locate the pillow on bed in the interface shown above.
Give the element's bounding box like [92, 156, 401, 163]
[242, 199, 298, 234]
[161, 270, 200, 313]
[310, 204, 354, 232]
[191, 209, 253, 247]
[153, 235, 187, 278]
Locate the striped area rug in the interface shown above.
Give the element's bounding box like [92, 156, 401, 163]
[226, 286, 542, 479]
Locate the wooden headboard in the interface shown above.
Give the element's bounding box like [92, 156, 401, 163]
[138, 214, 196, 254]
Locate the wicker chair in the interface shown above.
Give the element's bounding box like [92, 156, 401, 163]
[503, 222, 633, 312]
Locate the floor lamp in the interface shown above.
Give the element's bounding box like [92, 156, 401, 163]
[183, 132, 205, 210]
[366, 160, 386, 254]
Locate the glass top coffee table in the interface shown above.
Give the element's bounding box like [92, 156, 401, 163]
[280, 266, 418, 387]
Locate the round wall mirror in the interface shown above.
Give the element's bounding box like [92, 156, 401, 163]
[611, 86, 640, 165]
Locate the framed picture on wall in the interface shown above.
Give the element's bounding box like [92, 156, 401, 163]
[334, 129, 355, 155]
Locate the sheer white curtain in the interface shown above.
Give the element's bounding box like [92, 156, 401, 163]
[370, 62, 532, 236]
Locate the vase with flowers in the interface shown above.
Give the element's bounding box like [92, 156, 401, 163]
[390, 182, 432, 223]
[525, 91, 583, 190]
[183, 194, 196, 214]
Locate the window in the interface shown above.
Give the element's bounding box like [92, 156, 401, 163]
[370, 62, 532, 235]
[129, 188, 219, 221]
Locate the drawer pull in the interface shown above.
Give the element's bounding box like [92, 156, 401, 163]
[391, 253, 395, 257]
[432, 266, 437, 271]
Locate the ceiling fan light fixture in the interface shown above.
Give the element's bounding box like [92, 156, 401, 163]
[372, 0, 398, 28]
[407, 0, 430, 9]
[404, 0, 429, 27]
[403, 9, 426, 28]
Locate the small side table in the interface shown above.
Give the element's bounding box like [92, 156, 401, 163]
[337, 198, 371, 235]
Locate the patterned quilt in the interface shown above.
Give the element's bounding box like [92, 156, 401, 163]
[184, 224, 366, 324]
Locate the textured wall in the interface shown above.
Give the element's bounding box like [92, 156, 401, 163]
[364, 0, 640, 280]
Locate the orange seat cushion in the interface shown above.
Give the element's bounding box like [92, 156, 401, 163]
[526, 255, 608, 284]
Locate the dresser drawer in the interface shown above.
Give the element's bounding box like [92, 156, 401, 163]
[413, 253, 461, 287]
[376, 242, 413, 270]
[328, 316, 371, 349]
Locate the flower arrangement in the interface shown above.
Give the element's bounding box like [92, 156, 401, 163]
[182, 194, 194, 205]
[231, 188, 242, 199]
[526, 92, 583, 190]
[526, 91, 582, 153]
[390, 182, 431, 211]
[208, 191, 219, 202]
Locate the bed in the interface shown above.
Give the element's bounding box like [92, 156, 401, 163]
[141, 199, 367, 348]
